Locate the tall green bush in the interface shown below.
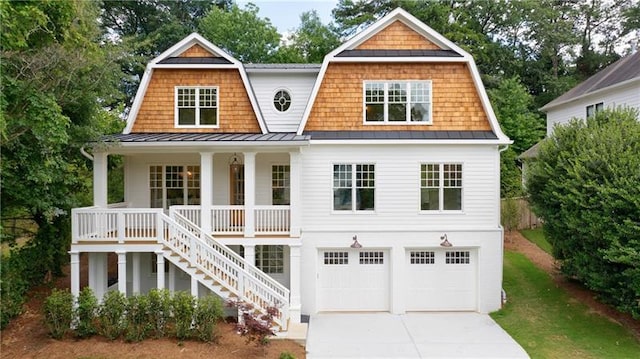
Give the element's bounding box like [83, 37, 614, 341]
[526, 108, 640, 318]
[193, 295, 224, 342]
[75, 287, 98, 338]
[172, 291, 195, 340]
[147, 288, 172, 338]
[125, 294, 151, 342]
[43, 289, 74, 339]
[97, 290, 127, 340]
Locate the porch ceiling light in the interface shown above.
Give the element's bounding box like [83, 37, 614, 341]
[440, 234, 452, 247]
[350, 235, 363, 248]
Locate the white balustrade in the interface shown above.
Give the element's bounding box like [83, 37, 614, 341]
[170, 205, 201, 227]
[72, 206, 162, 243]
[211, 205, 245, 234]
[255, 206, 290, 234]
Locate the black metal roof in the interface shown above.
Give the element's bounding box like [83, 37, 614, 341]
[104, 133, 309, 142]
[335, 49, 462, 58]
[157, 57, 233, 65]
[244, 63, 322, 70]
[304, 130, 497, 140]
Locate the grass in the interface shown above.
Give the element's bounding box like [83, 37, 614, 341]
[491, 251, 640, 358]
[521, 228, 552, 254]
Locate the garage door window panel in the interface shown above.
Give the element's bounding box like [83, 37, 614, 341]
[445, 251, 470, 264]
[359, 251, 384, 264]
[410, 251, 435, 264]
[324, 251, 348, 265]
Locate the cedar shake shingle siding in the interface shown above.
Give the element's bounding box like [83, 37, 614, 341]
[131, 69, 261, 133]
[304, 63, 491, 131]
[179, 44, 216, 58]
[355, 21, 441, 50]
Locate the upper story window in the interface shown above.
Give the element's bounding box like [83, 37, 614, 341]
[333, 164, 375, 211]
[364, 81, 432, 124]
[272, 165, 290, 205]
[175, 87, 218, 127]
[586, 102, 603, 118]
[420, 163, 462, 211]
[273, 89, 292, 112]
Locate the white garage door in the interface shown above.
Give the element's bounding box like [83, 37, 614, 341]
[406, 249, 477, 311]
[318, 249, 389, 311]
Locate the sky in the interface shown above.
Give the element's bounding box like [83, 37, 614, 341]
[236, 0, 338, 34]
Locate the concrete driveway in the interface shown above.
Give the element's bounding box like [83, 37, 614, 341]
[306, 312, 529, 359]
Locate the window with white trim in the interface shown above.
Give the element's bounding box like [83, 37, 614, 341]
[364, 81, 431, 123]
[273, 89, 292, 112]
[272, 165, 290, 205]
[586, 102, 604, 118]
[420, 163, 462, 211]
[175, 87, 218, 127]
[149, 165, 200, 209]
[333, 164, 375, 211]
[255, 245, 284, 274]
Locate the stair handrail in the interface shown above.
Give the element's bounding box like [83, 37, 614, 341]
[158, 213, 289, 326]
[171, 211, 290, 299]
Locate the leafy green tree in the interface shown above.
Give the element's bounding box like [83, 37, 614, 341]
[199, 3, 281, 63]
[526, 108, 640, 318]
[276, 10, 341, 63]
[1, 0, 123, 327]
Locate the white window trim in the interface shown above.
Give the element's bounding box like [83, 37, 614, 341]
[586, 102, 604, 118]
[149, 164, 201, 210]
[174, 86, 220, 128]
[271, 163, 290, 205]
[331, 163, 377, 214]
[362, 80, 433, 125]
[273, 88, 293, 113]
[418, 162, 464, 214]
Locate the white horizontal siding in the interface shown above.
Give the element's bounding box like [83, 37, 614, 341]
[247, 73, 318, 132]
[546, 83, 640, 135]
[299, 144, 500, 232]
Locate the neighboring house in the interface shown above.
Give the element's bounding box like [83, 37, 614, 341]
[520, 51, 640, 165]
[70, 8, 511, 330]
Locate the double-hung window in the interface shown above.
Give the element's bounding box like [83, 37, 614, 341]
[364, 81, 431, 123]
[150, 165, 200, 209]
[333, 164, 375, 211]
[175, 87, 218, 127]
[272, 165, 290, 205]
[420, 163, 462, 211]
[586, 102, 604, 118]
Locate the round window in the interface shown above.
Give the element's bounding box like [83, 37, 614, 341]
[273, 89, 292, 112]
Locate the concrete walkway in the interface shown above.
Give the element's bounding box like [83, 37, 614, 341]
[306, 312, 529, 359]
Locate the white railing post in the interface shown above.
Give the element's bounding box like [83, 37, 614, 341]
[289, 244, 302, 324]
[156, 211, 164, 242]
[244, 152, 256, 237]
[71, 209, 79, 244]
[117, 212, 125, 243]
[116, 250, 127, 296]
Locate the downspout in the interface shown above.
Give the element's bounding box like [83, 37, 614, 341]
[80, 145, 93, 161]
[498, 143, 509, 307]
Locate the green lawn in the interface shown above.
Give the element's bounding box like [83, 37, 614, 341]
[521, 228, 553, 254]
[491, 251, 640, 358]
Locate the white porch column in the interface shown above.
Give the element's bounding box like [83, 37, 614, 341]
[93, 152, 108, 207]
[69, 251, 80, 299]
[200, 152, 214, 235]
[116, 251, 127, 296]
[289, 244, 302, 323]
[191, 276, 199, 298]
[289, 150, 302, 237]
[132, 252, 141, 294]
[168, 262, 176, 292]
[155, 250, 165, 290]
[243, 244, 256, 268]
[244, 152, 256, 237]
[88, 252, 108, 301]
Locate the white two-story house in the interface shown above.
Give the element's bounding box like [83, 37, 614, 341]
[70, 8, 511, 330]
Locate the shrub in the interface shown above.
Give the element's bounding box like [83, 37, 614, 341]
[97, 290, 127, 340]
[501, 197, 521, 232]
[43, 289, 74, 339]
[193, 295, 224, 342]
[75, 287, 98, 338]
[125, 294, 152, 342]
[526, 108, 640, 318]
[228, 299, 277, 346]
[279, 352, 296, 359]
[171, 291, 195, 340]
[147, 288, 172, 338]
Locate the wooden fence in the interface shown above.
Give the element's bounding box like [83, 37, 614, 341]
[501, 197, 543, 230]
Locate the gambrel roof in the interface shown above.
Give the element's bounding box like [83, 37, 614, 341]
[541, 51, 640, 112]
[123, 33, 267, 134]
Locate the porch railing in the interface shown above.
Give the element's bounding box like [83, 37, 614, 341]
[172, 205, 290, 235]
[72, 205, 161, 243]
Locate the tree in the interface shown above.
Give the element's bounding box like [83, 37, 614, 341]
[198, 3, 281, 63]
[277, 10, 341, 63]
[526, 108, 640, 318]
[1, 0, 123, 327]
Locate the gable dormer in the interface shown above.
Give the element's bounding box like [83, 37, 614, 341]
[297, 8, 509, 143]
[124, 34, 266, 134]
